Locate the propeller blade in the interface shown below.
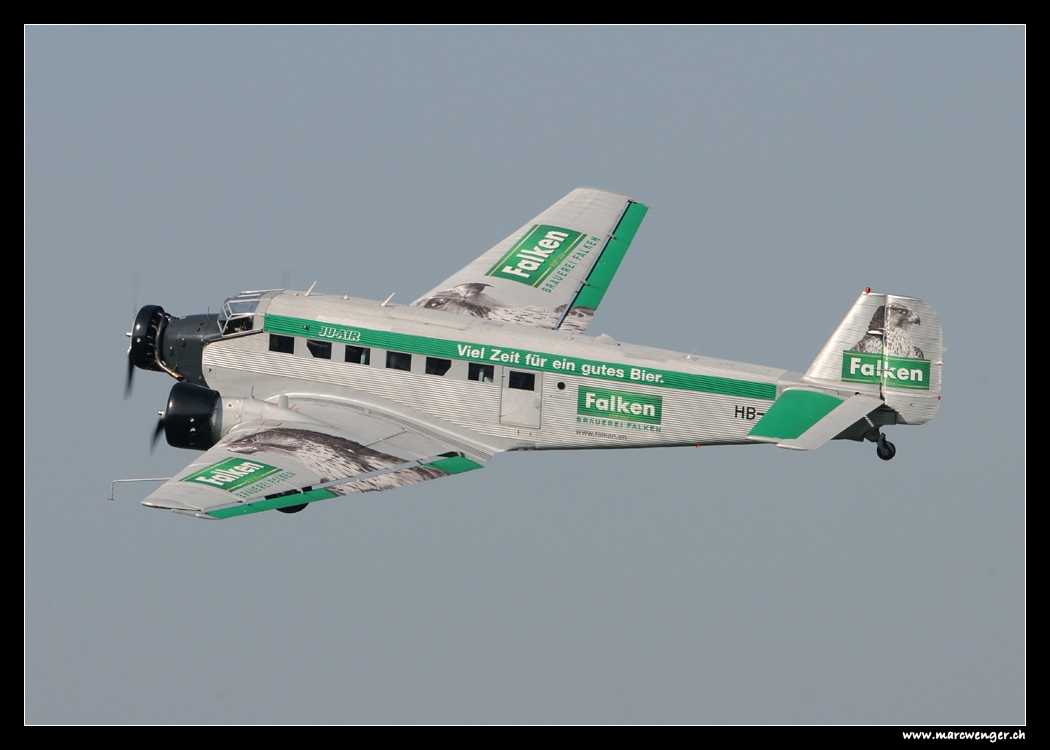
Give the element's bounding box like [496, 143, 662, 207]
[150, 416, 166, 453]
[124, 348, 135, 399]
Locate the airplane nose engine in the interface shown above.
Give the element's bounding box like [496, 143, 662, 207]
[154, 382, 223, 450]
[127, 304, 220, 389]
[129, 304, 170, 373]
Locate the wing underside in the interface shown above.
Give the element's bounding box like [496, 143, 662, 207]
[142, 409, 486, 520]
[411, 188, 647, 333]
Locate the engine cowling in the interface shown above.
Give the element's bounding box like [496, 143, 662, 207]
[129, 304, 169, 372]
[162, 382, 223, 450]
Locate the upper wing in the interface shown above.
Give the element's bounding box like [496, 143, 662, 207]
[142, 405, 487, 520]
[411, 188, 647, 334]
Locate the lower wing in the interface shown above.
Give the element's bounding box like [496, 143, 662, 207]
[142, 405, 488, 520]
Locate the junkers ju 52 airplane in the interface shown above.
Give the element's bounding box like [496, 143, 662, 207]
[125, 188, 942, 520]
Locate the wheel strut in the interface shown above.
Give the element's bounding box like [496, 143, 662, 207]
[876, 434, 896, 461]
[865, 428, 897, 461]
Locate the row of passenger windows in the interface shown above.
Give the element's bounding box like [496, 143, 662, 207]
[269, 334, 536, 390]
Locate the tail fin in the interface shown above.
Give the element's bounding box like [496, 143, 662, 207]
[804, 290, 942, 425]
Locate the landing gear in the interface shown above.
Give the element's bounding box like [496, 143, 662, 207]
[864, 428, 897, 461]
[876, 436, 896, 461]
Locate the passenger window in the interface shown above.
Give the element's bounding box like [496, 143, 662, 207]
[269, 334, 294, 354]
[386, 351, 412, 371]
[345, 345, 370, 365]
[468, 363, 495, 383]
[307, 340, 332, 359]
[508, 371, 535, 391]
[426, 357, 452, 376]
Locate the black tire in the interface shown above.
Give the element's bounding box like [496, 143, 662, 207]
[876, 439, 896, 461]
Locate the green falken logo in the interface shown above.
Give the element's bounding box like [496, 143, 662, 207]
[487, 224, 585, 287]
[577, 386, 662, 424]
[181, 458, 282, 492]
[841, 351, 931, 390]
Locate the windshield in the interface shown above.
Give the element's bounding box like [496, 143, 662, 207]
[219, 290, 279, 334]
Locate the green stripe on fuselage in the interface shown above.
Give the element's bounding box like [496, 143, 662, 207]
[263, 314, 775, 401]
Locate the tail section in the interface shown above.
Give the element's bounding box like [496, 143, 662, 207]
[804, 290, 942, 425]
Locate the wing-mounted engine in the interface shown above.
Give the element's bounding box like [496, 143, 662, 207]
[153, 384, 328, 452]
[154, 382, 224, 451]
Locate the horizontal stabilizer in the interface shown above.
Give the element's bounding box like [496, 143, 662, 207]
[748, 390, 883, 451]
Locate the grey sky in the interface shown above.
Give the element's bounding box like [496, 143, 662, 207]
[25, 27, 1024, 723]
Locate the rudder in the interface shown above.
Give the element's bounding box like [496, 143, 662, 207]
[804, 290, 942, 425]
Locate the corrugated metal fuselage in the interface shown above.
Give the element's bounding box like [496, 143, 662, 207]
[200, 292, 801, 455]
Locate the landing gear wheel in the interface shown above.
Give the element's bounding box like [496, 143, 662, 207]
[276, 503, 307, 514]
[876, 437, 896, 461]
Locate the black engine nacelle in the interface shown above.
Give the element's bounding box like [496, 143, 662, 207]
[131, 304, 220, 387]
[163, 382, 223, 450]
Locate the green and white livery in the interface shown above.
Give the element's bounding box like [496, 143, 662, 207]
[124, 189, 942, 519]
[412, 188, 647, 332]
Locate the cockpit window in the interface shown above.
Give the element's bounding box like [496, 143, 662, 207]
[223, 317, 253, 334]
[219, 290, 279, 336]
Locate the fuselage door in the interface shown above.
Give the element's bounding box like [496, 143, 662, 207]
[500, 369, 542, 428]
